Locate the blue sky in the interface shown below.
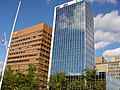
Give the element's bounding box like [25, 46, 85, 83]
[0, 0, 120, 69]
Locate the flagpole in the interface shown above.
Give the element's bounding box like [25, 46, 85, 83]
[4, 32, 7, 50]
[0, 0, 22, 89]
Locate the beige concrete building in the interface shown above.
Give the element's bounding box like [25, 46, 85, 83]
[95, 56, 120, 79]
[7, 23, 52, 89]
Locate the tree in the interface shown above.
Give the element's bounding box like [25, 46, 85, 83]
[14, 69, 30, 90]
[25, 64, 41, 90]
[2, 66, 15, 90]
[38, 71, 48, 90]
[48, 72, 67, 90]
[84, 68, 106, 90]
[2, 64, 43, 90]
[48, 68, 106, 90]
[84, 68, 96, 89]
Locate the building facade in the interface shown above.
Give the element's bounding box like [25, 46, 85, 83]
[49, 0, 94, 77]
[96, 72, 120, 90]
[7, 23, 52, 88]
[96, 56, 120, 79]
[106, 72, 120, 90]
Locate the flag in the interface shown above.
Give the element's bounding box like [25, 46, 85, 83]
[1, 32, 7, 47]
[2, 36, 5, 45]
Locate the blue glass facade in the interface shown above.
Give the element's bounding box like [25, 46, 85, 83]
[50, 0, 94, 76]
[106, 74, 120, 90]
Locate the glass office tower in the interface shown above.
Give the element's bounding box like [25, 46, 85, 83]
[49, 0, 94, 76]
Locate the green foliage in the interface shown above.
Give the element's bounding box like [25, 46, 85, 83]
[14, 69, 27, 89]
[84, 68, 105, 90]
[48, 72, 67, 90]
[48, 68, 106, 90]
[1, 64, 44, 90]
[2, 66, 15, 90]
[2, 65, 106, 90]
[25, 64, 40, 90]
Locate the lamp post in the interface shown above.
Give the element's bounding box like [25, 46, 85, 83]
[0, 0, 22, 89]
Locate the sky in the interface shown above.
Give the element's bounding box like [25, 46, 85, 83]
[0, 0, 120, 71]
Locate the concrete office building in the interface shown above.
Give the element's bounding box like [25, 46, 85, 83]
[95, 57, 120, 90]
[49, 0, 94, 77]
[7, 23, 52, 89]
[96, 56, 120, 79]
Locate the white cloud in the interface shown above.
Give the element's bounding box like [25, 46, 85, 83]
[94, 10, 120, 50]
[103, 47, 120, 57]
[95, 41, 112, 49]
[94, 10, 120, 59]
[95, 30, 120, 42]
[95, 10, 120, 32]
[87, 0, 117, 4]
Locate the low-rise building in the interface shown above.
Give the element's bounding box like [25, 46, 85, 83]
[96, 72, 120, 90]
[96, 56, 120, 79]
